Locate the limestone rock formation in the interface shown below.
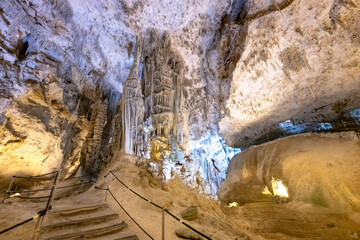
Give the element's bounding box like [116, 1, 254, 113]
[1, 1, 360, 239]
[218, 132, 360, 211]
[0, 0, 133, 181]
[1, 0, 360, 202]
[218, 0, 360, 148]
[175, 227, 203, 240]
[121, 39, 144, 156]
[181, 205, 198, 220]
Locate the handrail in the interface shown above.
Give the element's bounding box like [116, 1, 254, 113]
[32, 171, 60, 240]
[100, 171, 213, 240]
[1, 171, 91, 238]
[0, 171, 58, 237]
[13, 171, 58, 179]
[95, 187, 154, 240]
[0, 212, 43, 235]
[7, 180, 92, 194]
[6, 171, 58, 196]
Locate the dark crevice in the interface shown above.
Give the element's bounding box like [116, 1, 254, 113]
[244, 0, 296, 23]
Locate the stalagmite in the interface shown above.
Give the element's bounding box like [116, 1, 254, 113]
[121, 39, 145, 155]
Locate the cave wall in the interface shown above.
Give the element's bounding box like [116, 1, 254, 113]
[0, 0, 135, 180]
[2, 0, 359, 197]
[218, 132, 360, 211]
[218, 0, 360, 148]
[0, 0, 237, 195]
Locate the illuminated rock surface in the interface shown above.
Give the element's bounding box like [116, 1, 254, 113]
[218, 132, 360, 211]
[0, 0, 360, 239]
[218, 0, 360, 147]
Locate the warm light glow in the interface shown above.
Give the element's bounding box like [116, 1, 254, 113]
[228, 202, 239, 207]
[262, 186, 272, 195]
[150, 136, 170, 161]
[10, 193, 21, 198]
[271, 177, 289, 198]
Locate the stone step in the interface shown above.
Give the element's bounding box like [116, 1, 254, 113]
[11, 177, 91, 201]
[114, 235, 140, 240]
[41, 213, 119, 232]
[91, 231, 140, 240]
[49, 203, 108, 217]
[40, 221, 128, 240]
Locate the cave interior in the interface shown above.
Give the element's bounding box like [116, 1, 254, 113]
[0, 0, 360, 239]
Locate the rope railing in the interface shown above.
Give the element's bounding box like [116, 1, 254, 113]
[99, 170, 213, 240]
[0, 170, 57, 238]
[95, 187, 155, 240]
[1, 171, 91, 238]
[0, 211, 45, 235]
[12, 171, 58, 179]
[7, 180, 92, 195]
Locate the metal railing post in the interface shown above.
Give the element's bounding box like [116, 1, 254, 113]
[105, 175, 109, 202]
[33, 171, 60, 240]
[104, 171, 213, 240]
[162, 207, 165, 240]
[6, 177, 14, 194]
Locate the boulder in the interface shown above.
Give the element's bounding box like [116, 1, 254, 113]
[181, 206, 198, 220]
[175, 228, 203, 240]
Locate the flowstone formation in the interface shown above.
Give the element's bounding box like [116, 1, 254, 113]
[0, 0, 238, 196]
[218, 132, 360, 211]
[121, 41, 144, 156]
[118, 32, 189, 181]
[141, 32, 187, 163]
[116, 32, 240, 195]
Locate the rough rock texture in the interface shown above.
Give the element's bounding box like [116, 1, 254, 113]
[219, 0, 360, 147]
[218, 132, 360, 211]
[0, 0, 134, 180]
[175, 228, 203, 240]
[0, 0, 237, 195]
[181, 205, 198, 221]
[1, 0, 360, 199]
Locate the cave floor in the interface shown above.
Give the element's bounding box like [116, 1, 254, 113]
[237, 202, 359, 240]
[0, 156, 359, 240]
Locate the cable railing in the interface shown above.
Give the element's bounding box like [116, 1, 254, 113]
[95, 170, 213, 240]
[0, 211, 45, 235]
[0, 171, 91, 239]
[5, 171, 58, 200]
[0, 171, 59, 237]
[95, 187, 155, 239]
[5, 172, 90, 200]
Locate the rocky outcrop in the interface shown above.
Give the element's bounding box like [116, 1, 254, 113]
[0, 0, 133, 180]
[181, 205, 198, 220]
[79, 96, 109, 177]
[218, 0, 360, 148]
[2, 0, 359, 201]
[218, 132, 360, 211]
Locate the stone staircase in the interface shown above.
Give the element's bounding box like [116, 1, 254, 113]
[4, 175, 92, 204]
[39, 203, 139, 240]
